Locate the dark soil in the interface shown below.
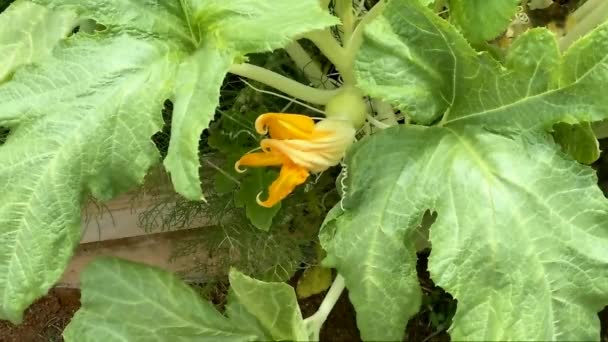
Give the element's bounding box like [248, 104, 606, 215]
[0, 288, 80, 342]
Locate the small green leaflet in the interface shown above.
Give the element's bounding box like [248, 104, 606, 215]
[229, 268, 308, 341]
[207, 109, 283, 230]
[553, 122, 600, 165]
[322, 126, 608, 341]
[64, 258, 307, 341]
[448, 0, 520, 43]
[234, 168, 281, 231]
[63, 257, 265, 341]
[356, 0, 608, 128]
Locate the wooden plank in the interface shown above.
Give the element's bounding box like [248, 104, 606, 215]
[59, 229, 214, 288]
[80, 193, 209, 243]
[64, 176, 214, 287]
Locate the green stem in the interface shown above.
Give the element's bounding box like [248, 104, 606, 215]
[434, 0, 447, 13]
[559, 0, 608, 51]
[284, 42, 337, 89]
[228, 63, 340, 105]
[342, 0, 386, 84]
[336, 0, 355, 42]
[303, 274, 346, 341]
[305, 30, 354, 84]
[592, 120, 608, 139]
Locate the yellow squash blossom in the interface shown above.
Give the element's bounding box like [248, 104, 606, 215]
[235, 113, 356, 207]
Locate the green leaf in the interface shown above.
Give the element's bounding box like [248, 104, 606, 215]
[319, 170, 423, 340]
[0, 0, 77, 81]
[224, 290, 271, 340]
[296, 244, 332, 299]
[553, 122, 600, 164]
[356, 0, 608, 129]
[229, 268, 308, 341]
[31, 0, 197, 45]
[0, 32, 177, 323]
[296, 265, 332, 299]
[235, 169, 281, 231]
[163, 45, 234, 200]
[192, 0, 340, 54]
[324, 125, 608, 340]
[448, 0, 519, 43]
[63, 257, 262, 341]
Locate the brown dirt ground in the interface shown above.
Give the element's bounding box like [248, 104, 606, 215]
[0, 288, 80, 342]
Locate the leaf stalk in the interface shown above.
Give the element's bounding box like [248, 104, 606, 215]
[228, 63, 340, 105]
[303, 273, 346, 341]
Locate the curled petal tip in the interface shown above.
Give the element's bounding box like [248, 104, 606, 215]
[234, 161, 247, 173]
[255, 192, 274, 208]
[254, 115, 270, 135]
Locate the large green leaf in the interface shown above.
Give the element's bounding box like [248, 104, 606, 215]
[0, 32, 178, 323]
[0, 1, 77, 81]
[0, 0, 337, 322]
[229, 268, 308, 341]
[448, 0, 519, 43]
[322, 125, 608, 340]
[356, 0, 608, 128]
[63, 258, 262, 341]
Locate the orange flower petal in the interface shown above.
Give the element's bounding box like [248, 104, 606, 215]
[255, 113, 316, 140]
[235, 152, 284, 172]
[256, 163, 309, 207]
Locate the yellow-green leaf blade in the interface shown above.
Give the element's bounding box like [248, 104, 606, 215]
[448, 0, 520, 43]
[0, 32, 178, 323]
[356, 0, 608, 130]
[0, 1, 77, 82]
[64, 258, 260, 341]
[329, 125, 608, 340]
[229, 269, 307, 341]
[163, 45, 234, 200]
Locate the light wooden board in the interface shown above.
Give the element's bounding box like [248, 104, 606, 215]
[60, 187, 213, 287]
[80, 192, 209, 243]
[59, 229, 216, 287]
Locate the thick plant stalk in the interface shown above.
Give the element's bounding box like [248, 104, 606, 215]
[303, 274, 346, 341]
[305, 29, 353, 84]
[343, 0, 386, 82]
[228, 63, 340, 105]
[559, 0, 608, 51]
[284, 42, 337, 89]
[372, 99, 398, 127]
[336, 0, 355, 42]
